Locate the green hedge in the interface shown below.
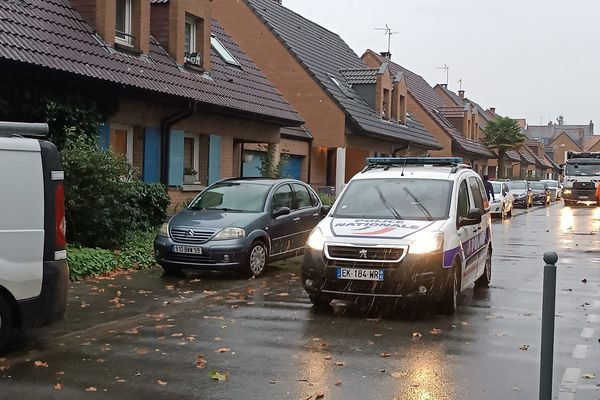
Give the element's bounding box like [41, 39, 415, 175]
[67, 231, 156, 280]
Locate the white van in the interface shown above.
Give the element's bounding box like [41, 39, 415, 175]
[302, 157, 492, 314]
[0, 122, 68, 350]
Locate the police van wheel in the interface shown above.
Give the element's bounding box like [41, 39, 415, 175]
[475, 250, 492, 288]
[0, 295, 13, 352]
[439, 261, 460, 315]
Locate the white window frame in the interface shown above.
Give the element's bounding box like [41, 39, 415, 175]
[110, 123, 134, 164]
[185, 16, 197, 55]
[184, 132, 200, 180]
[115, 0, 132, 46]
[210, 35, 241, 66]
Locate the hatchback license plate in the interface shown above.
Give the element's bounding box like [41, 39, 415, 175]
[336, 268, 384, 281]
[173, 245, 202, 255]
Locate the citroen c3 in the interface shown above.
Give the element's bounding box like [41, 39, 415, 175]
[301, 157, 492, 314]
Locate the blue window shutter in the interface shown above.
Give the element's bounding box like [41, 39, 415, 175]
[144, 127, 161, 183]
[208, 135, 221, 185]
[98, 122, 110, 149]
[168, 130, 184, 186]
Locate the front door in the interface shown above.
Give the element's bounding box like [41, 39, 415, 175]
[468, 176, 490, 281]
[456, 179, 478, 287]
[268, 184, 298, 259]
[291, 183, 321, 248]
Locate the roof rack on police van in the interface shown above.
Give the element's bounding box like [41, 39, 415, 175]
[0, 122, 49, 138]
[362, 157, 471, 173]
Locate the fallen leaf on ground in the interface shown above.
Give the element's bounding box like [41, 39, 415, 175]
[324, 355, 332, 360]
[380, 352, 392, 358]
[85, 387, 98, 392]
[196, 354, 206, 369]
[135, 348, 149, 355]
[315, 393, 324, 399]
[460, 321, 469, 326]
[269, 380, 277, 384]
[157, 380, 167, 385]
[204, 316, 224, 320]
[155, 324, 175, 330]
[34, 361, 48, 368]
[125, 328, 139, 334]
[335, 380, 342, 386]
[277, 292, 289, 297]
[412, 332, 422, 338]
[429, 328, 442, 335]
[209, 370, 229, 381]
[391, 372, 408, 378]
[171, 333, 184, 337]
[54, 383, 64, 390]
[519, 344, 530, 351]
[582, 373, 596, 379]
[366, 318, 380, 322]
[55, 371, 64, 376]
[215, 348, 231, 353]
[334, 361, 344, 366]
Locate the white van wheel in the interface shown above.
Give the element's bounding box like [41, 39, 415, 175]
[439, 261, 460, 315]
[0, 296, 13, 351]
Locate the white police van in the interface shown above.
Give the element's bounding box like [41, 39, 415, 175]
[0, 122, 68, 350]
[301, 157, 492, 314]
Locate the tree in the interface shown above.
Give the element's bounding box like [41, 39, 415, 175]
[482, 117, 527, 179]
[556, 114, 565, 126]
[257, 143, 289, 178]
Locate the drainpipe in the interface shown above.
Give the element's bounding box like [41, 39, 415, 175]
[306, 137, 313, 184]
[159, 103, 195, 185]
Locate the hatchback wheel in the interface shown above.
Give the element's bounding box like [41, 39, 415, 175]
[243, 241, 268, 277]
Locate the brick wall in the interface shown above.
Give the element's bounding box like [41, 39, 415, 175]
[167, 188, 200, 214]
[550, 133, 582, 164]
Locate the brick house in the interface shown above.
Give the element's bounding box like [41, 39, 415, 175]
[211, 0, 441, 194]
[361, 50, 494, 176]
[0, 0, 304, 209]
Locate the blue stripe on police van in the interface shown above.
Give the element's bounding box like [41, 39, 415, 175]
[443, 246, 462, 268]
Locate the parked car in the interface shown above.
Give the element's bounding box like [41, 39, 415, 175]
[154, 178, 326, 277]
[0, 122, 69, 351]
[489, 180, 514, 218]
[506, 180, 533, 208]
[529, 181, 552, 206]
[302, 157, 492, 315]
[540, 179, 561, 201]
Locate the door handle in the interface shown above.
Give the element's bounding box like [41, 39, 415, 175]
[293, 217, 300, 222]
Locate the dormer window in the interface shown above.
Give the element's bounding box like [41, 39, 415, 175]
[211, 35, 240, 67]
[115, 0, 133, 46]
[184, 16, 202, 66]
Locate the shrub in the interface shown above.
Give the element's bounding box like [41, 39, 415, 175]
[318, 192, 336, 206]
[67, 246, 118, 280]
[61, 130, 170, 249]
[118, 231, 156, 270]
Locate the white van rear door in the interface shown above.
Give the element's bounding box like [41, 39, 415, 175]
[0, 138, 44, 300]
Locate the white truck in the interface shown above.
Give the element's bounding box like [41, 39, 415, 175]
[562, 151, 600, 206]
[0, 122, 68, 350]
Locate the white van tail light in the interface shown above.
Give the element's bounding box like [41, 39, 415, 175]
[55, 182, 66, 249]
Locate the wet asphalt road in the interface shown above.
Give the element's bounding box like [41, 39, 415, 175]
[1, 203, 599, 400]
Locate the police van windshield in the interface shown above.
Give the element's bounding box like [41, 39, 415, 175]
[566, 163, 600, 176]
[333, 178, 453, 221]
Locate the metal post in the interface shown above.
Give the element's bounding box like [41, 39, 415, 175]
[539, 251, 558, 400]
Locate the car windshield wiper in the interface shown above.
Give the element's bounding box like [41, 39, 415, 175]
[403, 187, 433, 221]
[374, 185, 402, 220]
[207, 207, 242, 212]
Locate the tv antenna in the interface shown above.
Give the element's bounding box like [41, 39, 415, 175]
[457, 78, 463, 90]
[375, 24, 399, 54]
[436, 64, 449, 85]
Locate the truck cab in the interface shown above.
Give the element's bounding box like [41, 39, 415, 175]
[0, 122, 69, 350]
[562, 151, 600, 206]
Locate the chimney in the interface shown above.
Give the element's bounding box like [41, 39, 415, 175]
[458, 90, 465, 99]
[590, 120, 594, 134]
[439, 83, 448, 89]
[380, 51, 392, 60]
[489, 107, 496, 114]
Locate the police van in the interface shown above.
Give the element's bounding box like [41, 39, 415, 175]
[301, 157, 492, 314]
[0, 122, 68, 350]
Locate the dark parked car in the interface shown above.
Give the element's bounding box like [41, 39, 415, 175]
[154, 178, 326, 277]
[506, 180, 533, 208]
[529, 181, 551, 206]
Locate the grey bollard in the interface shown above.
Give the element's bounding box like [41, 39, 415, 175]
[539, 251, 558, 400]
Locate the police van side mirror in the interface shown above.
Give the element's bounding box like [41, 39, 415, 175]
[459, 209, 482, 227]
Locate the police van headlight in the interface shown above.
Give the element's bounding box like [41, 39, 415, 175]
[307, 227, 325, 251]
[409, 231, 444, 254]
[563, 189, 572, 195]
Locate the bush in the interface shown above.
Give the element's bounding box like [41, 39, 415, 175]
[318, 192, 336, 206]
[61, 131, 170, 249]
[67, 231, 157, 280]
[67, 246, 118, 280]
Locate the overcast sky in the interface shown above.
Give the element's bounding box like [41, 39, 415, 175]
[283, 0, 599, 130]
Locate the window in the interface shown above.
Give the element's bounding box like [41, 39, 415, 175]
[183, 133, 200, 180]
[211, 35, 240, 67]
[457, 180, 470, 221]
[293, 184, 313, 209]
[271, 185, 293, 210]
[115, 0, 132, 45]
[109, 124, 133, 163]
[469, 177, 485, 212]
[184, 16, 202, 66]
